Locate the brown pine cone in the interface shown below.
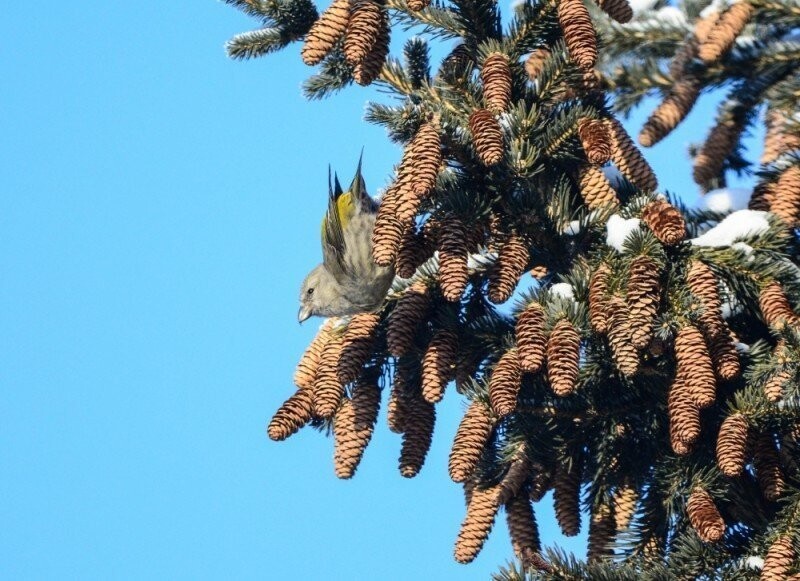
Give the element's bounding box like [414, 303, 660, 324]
[641, 199, 686, 245]
[294, 320, 334, 389]
[422, 328, 458, 403]
[529, 467, 553, 502]
[557, 0, 597, 71]
[687, 260, 724, 338]
[595, 0, 632, 22]
[372, 201, 406, 266]
[454, 484, 501, 563]
[399, 393, 436, 477]
[769, 166, 800, 227]
[469, 109, 504, 166]
[762, 110, 800, 164]
[337, 313, 381, 384]
[386, 281, 430, 357]
[708, 332, 741, 381]
[613, 483, 637, 531]
[449, 401, 495, 482]
[333, 379, 380, 478]
[765, 369, 791, 403]
[587, 502, 615, 562]
[627, 255, 660, 349]
[687, 487, 725, 542]
[498, 451, 532, 504]
[267, 388, 314, 441]
[639, 80, 700, 147]
[489, 349, 523, 416]
[524, 48, 550, 80]
[668, 378, 701, 446]
[606, 297, 640, 377]
[481, 52, 512, 114]
[553, 460, 581, 536]
[671, 421, 694, 456]
[578, 118, 612, 164]
[606, 117, 658, 192]
[716, 413, 749, 477]
[754, 432, 785, 501]
[698, 2, 754, 63]
[516, 302, 547, 373]
[396, 226, 429, 279]
[387, 172, 424, 225]
[438, 217, 470, 302]
[578, 164, 619, 209]
[407, 0, 431, 10]
[488, 235, 529, 304]
[506, 493, 541, 560]
[301, 0, 350, 66]
[762, 536, 795, 581]
[387, 367, 411, 433]
[344, 0, 382, 65]
[313, 333, 345, 418]
[547, 319, 581, 396]
[407, 121, 442, 197]
[589, 263, 611, 334]
[675, 325, 716, 409]
[352, 11, 390, 86]
[759, 281, 797, 329]
[693, 116, 744, 188]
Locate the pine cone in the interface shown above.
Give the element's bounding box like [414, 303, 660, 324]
[422, 328, 458, 403]
[606, 117, 658, 192]
[344, 0, 382, 65]
[613, 483, 637, 531]
[454, 484, 501, 563]
[754, 432, 785, 501]
[399, 393, 436, 477]
[716, 412, 749, 477]
[687, 260, 724, 338]
[557, 0, 597, 71]
[407, 0, 431, 10]
[687, 488, 725, 543]
[606, 297, 640, 377]
[396, 226, 429, 279]
[438, 217, 470, 302]
[627, 255, 660, 349]
[693, 116, 744, 188]
[671, 422, 694, 456]
[675, 325, 716, 409]
[313, 334, 345, 418]
[481, 52, 512, 114]
[488, 235, 529, 303]
[762, 536, 795, 581]
[587, 502, 615, 562]
[506, 493, 541, 560]
[449, 401, 495, 482]
[595, 0, 632, 22]
[668, 378, 701, 446]
[765, 369, 791, 403]
[386, 281, 430, 357]
[524, 48, 550, 80]
[407, 121, 442, 197]
[387, 367, 411, 433]
[768, 166, 800, 227]
[267, 388, 314, 441]
[529, 467, 553, 502]
[641, 199, 686, 245]
[578, 118, 612, 164]
[578, 164, 619, 209]
[698, 2, 754, 63]
[372, 202, 406, 266]
[333, 379, 381, 478]
[553, 460, 581, 536]
[762, 110, 800, 164]
[547, 319, 581, 396]
[709, 332, 741, 381]
[352, 12, 390, 86]
[301, 0, 350, 66]
[759, 281, 797, 329]
[489, 349, 523, 416]
[498, 451, 533, 504]
[639, 80, 700, 147]
[469, 109, 504, 166]
[294, 320, 334, 389]
[589, 263, 611, 333]
[386, 170, 423, 226]
[516, 302, 547, 373]
[337, 313, 381, 384]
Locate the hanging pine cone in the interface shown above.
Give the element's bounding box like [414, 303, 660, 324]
[606, 117, 658, 192]
[385, 169, 423, 226]
[578, 118, 612, 164]
[301, 0, 351, 66]
[765, 369, 791, 403]
[557, 0, 597, 71]
[716, 413, 749, 477]
[408, 121, 442, 197]
[372, 201, 406, 266]
[399, 394, 436, 477]
[488, 235, 529, 303]
[698, 1, 754, 63]
[641, 199, 686, 245]
[639, 80, 701, 147]
[344, 0, 382, 65]
[313, 333, 345, 418]
[352, 12, 390, 86]
[454, 484, 501, 563]
[524, 48, 550, 80]
[687, 488, 725, 542]
[769, 166, 800, 227]
[438, 217, 470, 302]
[481, 52, 512, 114]
[449, 401, 495, 482]
[553, 460, 581, 536]
[489, 349, 523, 416]
[337, 313, 381, 384]
[762, 536, 795, 581]
[578, 164, 619, 209]
[595, 0, 632, 22]
[759, 281, 797, 329]
[671, 421, 694, 456]
[469, 109, 504, 166]
[422, 328, 458, 403]
[613, 483, 638, 531]
[754, 432, 785, 501]
[396, 226, 428, 279]
[387, 366, 411, 433]
[587, 502, 616, 562]
[762, 110, 800, 164]
[708, 332, 741, 381]
[547, 319, 581, 397]
[294, 320, 334, 389]
[333, 379, 381, 478]
[498, 451, 532, 504]
[516, 302, 547, 373]
[627, 255, 660, 349]
[675, 325, 716, 409]
[529, 467, 553, 502]
[668, 378, 701, 446]
[267, 388, 314, 441]
[506, 493, 541, 560]
[386, 281, 430, 357]
[407, 0, 431, 10]
[687, 260, 724, 338]
[693, 115, 744, 188]
[606, 297, 640, 377]
[589, 263, 611, 334]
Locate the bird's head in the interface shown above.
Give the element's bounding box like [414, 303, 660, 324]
[298, 264, 347, 323]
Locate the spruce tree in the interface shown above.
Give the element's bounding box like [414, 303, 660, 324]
[225, 0, 800, 576]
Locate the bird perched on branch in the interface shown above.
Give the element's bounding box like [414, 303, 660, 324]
[298, 156, 394, 322]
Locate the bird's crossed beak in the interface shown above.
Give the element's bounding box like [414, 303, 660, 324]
[298, 305, 312, 324]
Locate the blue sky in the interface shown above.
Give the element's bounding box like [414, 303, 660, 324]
[1, 2, 760, 579]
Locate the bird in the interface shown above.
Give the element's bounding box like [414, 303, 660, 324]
[298, 155, 394, 322]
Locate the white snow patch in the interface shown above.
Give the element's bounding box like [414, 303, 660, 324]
[701, 188, 752, 213]
[744, 556, 764, 570]
[564, 220, 582, 236]
[510, 0, 526, 11]
[628, 0, 658, 16]
[655, 6, 687, 25]
[550, 282, 575, 301]
[690, 210, 770, 247]
[700, 0, 728, 18]
[731, 241, 754, 256]
[735, 342, 751, 353]
[467, 251, 496, 270]
[606, 214, 641, 252]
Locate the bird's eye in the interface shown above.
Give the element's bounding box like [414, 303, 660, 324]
[307, 288, 314, 296]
